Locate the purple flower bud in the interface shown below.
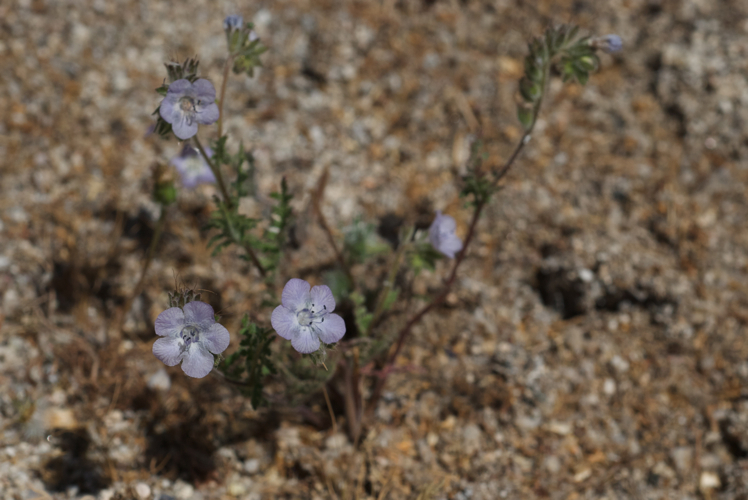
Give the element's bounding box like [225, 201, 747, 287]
[271, 279, 346, 354]
[429, 211, 463, 259]
[597, 34, 622, 54]
[153, 302, 230, 378]
[170, 144, 216, 189]
[158, 79, 219, 140]
[223, 15, 243, 32]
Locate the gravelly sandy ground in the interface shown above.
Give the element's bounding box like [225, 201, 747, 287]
[2, 0, 748, 499]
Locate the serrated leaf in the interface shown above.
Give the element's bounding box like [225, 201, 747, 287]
[564, 25, 580, 46]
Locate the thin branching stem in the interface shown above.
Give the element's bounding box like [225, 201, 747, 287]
[316, 205, 354, 284]
[116, 205, 167, 337]
[194, 136, 232, 207]
[366, 226, 414, 337]
[195, 136, 266, 276]
[242, 241, 267, 277]
[211, 369, 252, 386]
[123, 205, 167, 314]
[216, 56, 234, 139]
[365, 71, 550, 417]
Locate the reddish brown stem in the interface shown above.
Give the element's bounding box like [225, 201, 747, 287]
[365, 202, 484, 417]
[364, 108, 538, 418]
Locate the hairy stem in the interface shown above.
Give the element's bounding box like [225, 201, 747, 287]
[491, 63, 548, 187]
[322, 385, 338, 434]
[241, 242, 267, 277]
[119, 206, 167, 331]
[312, 167, 354, 284]
[134, 207, 167, 298]
[211, 369, 252, 386]
[365, 226, 414, 337]
[342, 354, 362, 443]
[316, 204, 353, 284]
[195, 136, 266, 276]
[194, 136, 232, 207]
[216, 55, 234, 139]
[365, 75, 549, 417]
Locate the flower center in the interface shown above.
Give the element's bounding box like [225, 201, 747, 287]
[296, 304, 328, 327]
[180, 325, 200, 348]
[179, 97, 196, 113]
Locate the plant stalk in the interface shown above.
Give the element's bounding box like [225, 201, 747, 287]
[216, 55, 234, 139]
[364, 67, 549, 417]
[365, 226, 414, 337]
[194, 136, 232, 207]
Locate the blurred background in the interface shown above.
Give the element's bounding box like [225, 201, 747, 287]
[2, 0, 748, 498]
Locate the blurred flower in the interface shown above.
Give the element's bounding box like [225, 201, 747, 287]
[153, 301, 230, 378]
[594, 34, 622, 54]
[429, 210, 463, 259]
[170, 144, 216, 188]
[223, 14, 243, 32]
[271, 279, 346, 354]
[159, 79, 219, 140]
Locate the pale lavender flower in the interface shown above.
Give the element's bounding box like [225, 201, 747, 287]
[159, 79, 219, 140]
[153, 301, 230, 378]
[271, 279, 346, 354]
[170, 144, 216, 188]
[429, 210, 463, 259]
[596, 34, 622, 54]
[223, 15, 243, 32]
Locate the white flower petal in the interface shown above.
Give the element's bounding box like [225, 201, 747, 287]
[310, 285, 336, 313]
[183, 301, 215, 329]
[181, 344, 215, 378]
[201, 323, 230, 354]
[153, 337, 184, 366]
[159, 98, 182, 125]
[196, 103, 219, 125]
[271, 305, 300, 340]
[192, 79, 217, 103]
[315, 313, 346, 344]
[291, 327, 320, 354]
[172, 116, 198, 140]
[167, 79, 193, 95]
[281, 278, 310, 311]
[155, 307, 185, 337]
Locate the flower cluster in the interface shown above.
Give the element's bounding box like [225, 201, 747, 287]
[159, 79, 219, 140]
[222, 14, 265, 76]
[271, 279, 346, 353]
[153, 301, 229, 378]
[429, 211, 463, 259]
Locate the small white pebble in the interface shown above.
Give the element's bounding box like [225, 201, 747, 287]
[700, 471, 720, 491]
[135, 482, 151, 499]
[228, 482, 247, 496]
[578, 268, 594, 282]
[98, 488, 115, 500]
[147, 368, 171, 391]
[603, 378, 616, 395]
[174, 480, 194, 500]
[244, 458, 260, 474]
